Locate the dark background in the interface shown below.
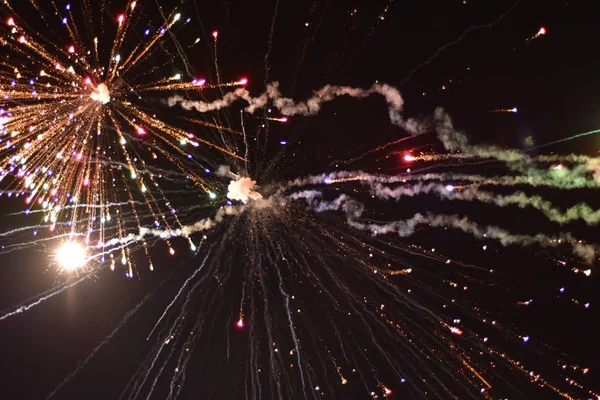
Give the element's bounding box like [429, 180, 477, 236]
[1, 0, 600, 399]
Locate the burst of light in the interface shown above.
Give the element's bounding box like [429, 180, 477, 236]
[238, 77, 248, 85]
[539, 27, 546, 35]
[404, 154, 416, 162]
[212, 31, 218, 38]
[236, 318, 244, 328]
[209, 191, 217, 199]
[55, 241, 87, 271]
[445, 184, 455, 192]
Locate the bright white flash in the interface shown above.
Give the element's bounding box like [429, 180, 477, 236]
[227, 177, 263, 204]
[55, 241, 87, 271]
[90, 83, 110, 104]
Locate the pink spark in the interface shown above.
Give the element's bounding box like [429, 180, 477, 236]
[450, 326, 463, 335]
[212, 31, 218, 38]
[404, 154, 416, 162]
[238, 77, 248, 85]
[236, 318, 244, 328]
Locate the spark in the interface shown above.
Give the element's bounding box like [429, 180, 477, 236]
[486, 107, 518, 113]
[527, 26, 547, 43]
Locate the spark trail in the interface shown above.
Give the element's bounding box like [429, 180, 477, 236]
[1, 10, 599, 397]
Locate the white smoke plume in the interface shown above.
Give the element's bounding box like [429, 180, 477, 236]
[290, 190, 597, 262]
[168, 82, 422, 134]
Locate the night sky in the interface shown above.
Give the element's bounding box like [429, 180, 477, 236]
[1, 0, 600, 399]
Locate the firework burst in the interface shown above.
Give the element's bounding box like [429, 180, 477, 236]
[1, 0, 247, 276]
[0, 2, 599, 400]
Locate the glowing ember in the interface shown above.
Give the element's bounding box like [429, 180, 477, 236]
[90, 83, 110, 104]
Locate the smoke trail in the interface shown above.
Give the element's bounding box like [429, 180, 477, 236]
[168, 82, 423, 134]
[291, 191, 597, 262]
[369, 181, 600, 226]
